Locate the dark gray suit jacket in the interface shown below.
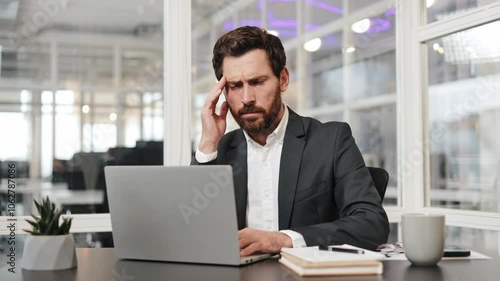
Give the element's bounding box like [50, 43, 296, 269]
[192, 108, 389, 250]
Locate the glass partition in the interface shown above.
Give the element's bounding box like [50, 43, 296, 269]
[425, 0, 493, 24]
[308, 31, 344, 108]
[427, 20, 500, 212]
[0, 1, 164, 221]
[445, 226, 500, 257]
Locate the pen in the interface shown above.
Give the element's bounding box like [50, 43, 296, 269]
[319, 245, 365, 254]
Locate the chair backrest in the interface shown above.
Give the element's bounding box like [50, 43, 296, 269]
[367, 167, 389, 201]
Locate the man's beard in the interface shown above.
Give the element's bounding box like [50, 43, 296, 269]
[230, 86, 282, 135]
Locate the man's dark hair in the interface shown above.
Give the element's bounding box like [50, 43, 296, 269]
[212, 26, 286, 80]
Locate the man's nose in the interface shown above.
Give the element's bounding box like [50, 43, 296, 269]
[241, 85, 255, 105]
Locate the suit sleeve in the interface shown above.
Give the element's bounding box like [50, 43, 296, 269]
[291, 123, 390, 250]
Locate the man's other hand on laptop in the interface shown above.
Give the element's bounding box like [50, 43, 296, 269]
[238, 228, 293, 256]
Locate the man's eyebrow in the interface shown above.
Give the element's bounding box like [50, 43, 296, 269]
[248, 75, 268, 82]
[226, 80, 242, 85]
[227, 75, 268, 84]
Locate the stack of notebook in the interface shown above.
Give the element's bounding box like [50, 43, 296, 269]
[279, 245, 384, 277]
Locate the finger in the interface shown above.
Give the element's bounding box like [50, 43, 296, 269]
[238, 228, 254, 241]
[239, 237, 252, 249]
[205, 77, 227, 107]
[238, 227, 250, 236]
[240, 242, 260, 257]
[219, 101, 229, 119]
[203, 89, 223, 115]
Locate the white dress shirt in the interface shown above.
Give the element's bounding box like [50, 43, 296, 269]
[195, 106, 306, 248]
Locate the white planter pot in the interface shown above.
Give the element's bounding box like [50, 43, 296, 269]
[22, 234, 77, 270]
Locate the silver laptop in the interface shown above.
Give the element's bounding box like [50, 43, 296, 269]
[105, 165, 270, 266]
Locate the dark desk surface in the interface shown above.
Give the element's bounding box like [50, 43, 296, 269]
[1, 248, 499, 281]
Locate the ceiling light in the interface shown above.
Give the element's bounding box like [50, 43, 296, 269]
[351, 18, 371, 34]
[303, 38, 322, 52]
[343, 46, 356, 54]
[82, 105, 90, 113]
[437, 47, 444, 54]
[433, 43, 440, 51]
[109, 113, 117, 121]
[426, 0, 435, 8]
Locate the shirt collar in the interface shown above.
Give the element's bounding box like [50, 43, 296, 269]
[243, 105, 289, 147]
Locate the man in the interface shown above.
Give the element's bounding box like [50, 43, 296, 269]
[192, 26, 389, 256]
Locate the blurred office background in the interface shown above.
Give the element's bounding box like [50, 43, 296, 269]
[0, 0, 499, 257]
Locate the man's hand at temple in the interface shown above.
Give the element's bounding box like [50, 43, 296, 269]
[238, 228, 293, 256]
[199, 76, 229, 154]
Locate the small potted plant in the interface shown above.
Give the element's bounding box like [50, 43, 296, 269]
[22, 196, 77, 270]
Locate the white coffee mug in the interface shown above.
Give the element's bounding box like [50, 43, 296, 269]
[402, 213, 445, 266]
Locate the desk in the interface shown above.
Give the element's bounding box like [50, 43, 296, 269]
[1, 248, 499, 281]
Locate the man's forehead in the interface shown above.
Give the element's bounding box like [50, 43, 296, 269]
[222, 51, 273, 81]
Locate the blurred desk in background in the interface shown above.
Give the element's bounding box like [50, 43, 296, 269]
[0, 179, 103, 215]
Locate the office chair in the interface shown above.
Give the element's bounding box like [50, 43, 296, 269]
[367, 167, 389, 201]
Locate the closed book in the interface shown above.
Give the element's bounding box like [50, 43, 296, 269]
[279, 245, 384, 277]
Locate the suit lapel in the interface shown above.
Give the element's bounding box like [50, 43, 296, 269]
[228, 130, 248, 230]
[278, 109, 306, 230]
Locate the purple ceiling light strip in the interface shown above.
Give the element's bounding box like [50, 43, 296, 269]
[384, 8, 396, 16]
[305, 0, 342, 15]
[366, 18, 391, 34]
[223, 0, 392, 35]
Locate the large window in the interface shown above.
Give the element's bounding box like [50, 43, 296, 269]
[426, 21, 500, 212]
[409, 0, 500, 245]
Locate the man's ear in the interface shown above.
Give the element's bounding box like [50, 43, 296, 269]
[279, 66, 290, 92]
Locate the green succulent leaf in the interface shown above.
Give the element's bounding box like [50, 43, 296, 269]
[24, 196, 73, 235]
[34, 199, 42, 215]
[25, 219, 39, 229]
[31, 214, 41, 222]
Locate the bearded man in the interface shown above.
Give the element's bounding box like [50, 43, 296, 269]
[192, 26, 389, 256]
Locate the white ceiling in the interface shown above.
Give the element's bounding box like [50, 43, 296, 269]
[15, 0, 162, 34]
[1, 0, 234, 40]
[0, 0, 165, 86]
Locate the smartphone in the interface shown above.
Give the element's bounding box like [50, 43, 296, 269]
[443, 245, 471, 257]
